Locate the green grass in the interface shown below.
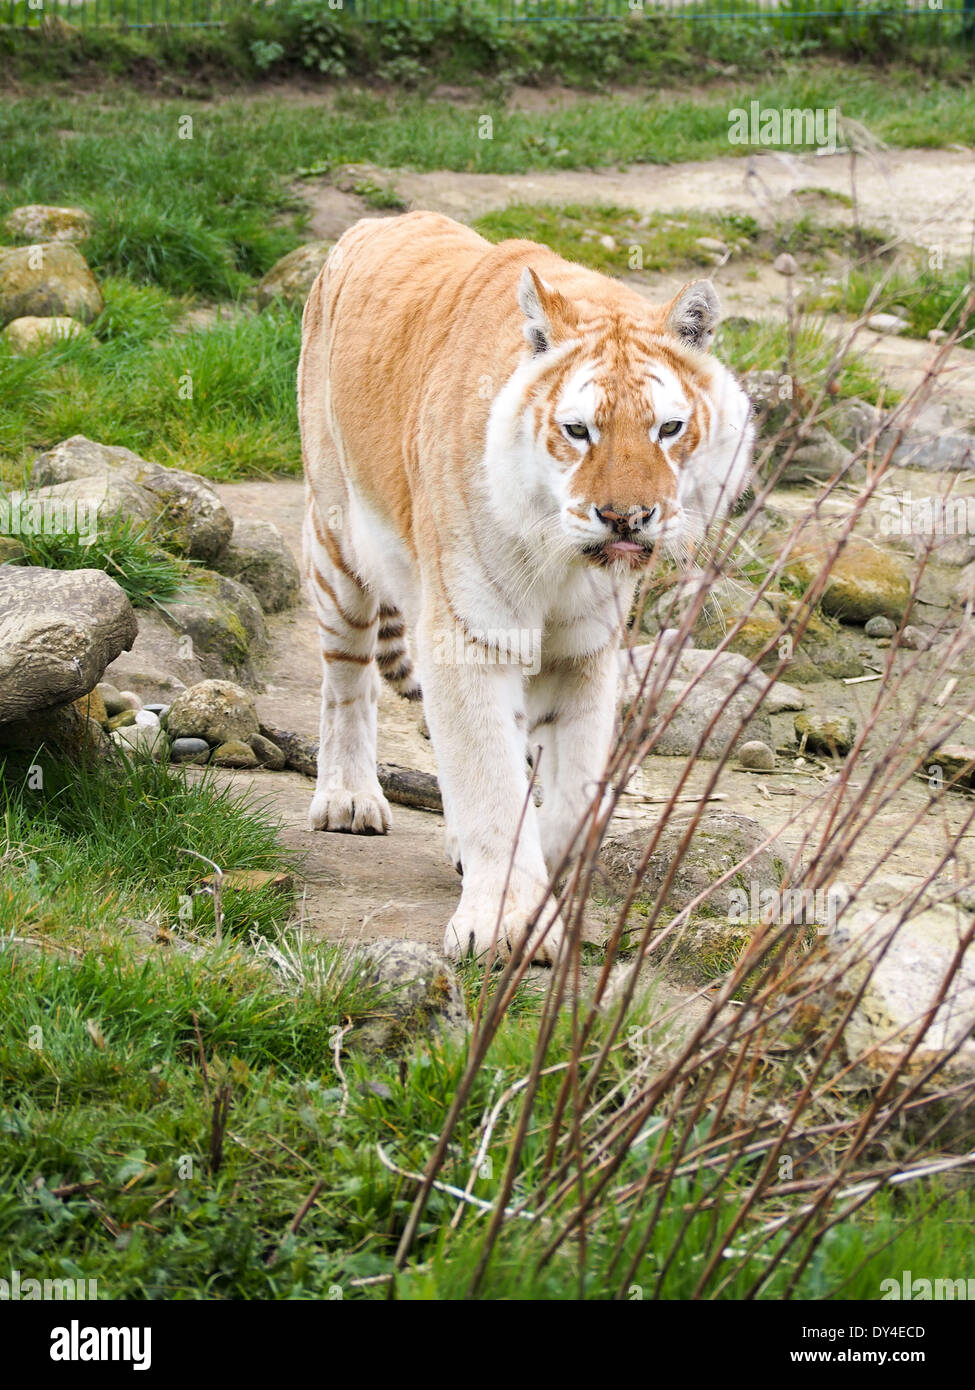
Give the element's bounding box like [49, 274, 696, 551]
[1, 752, 970, 1298]
[807, 255, 975, 345]
[0, 281, 302, 484]
[473, 202, 888, 277]
[716, 314, 895, 406]
[2, 511, 191, 609]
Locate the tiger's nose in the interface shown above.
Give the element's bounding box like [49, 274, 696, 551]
[594, 505, 657, 535]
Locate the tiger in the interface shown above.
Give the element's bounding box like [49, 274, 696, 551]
[297, 210, 754, 964]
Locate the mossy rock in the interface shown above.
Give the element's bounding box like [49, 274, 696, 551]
[157, 572, 267, 682]
[691, 583, 864, 684]
[256, 242, 331, 311]
[4, 205, 92, 244]
[784, 536, 913, 624]
[0, 242, 103, 328]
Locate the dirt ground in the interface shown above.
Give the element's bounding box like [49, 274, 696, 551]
[209, 474, 975, 959]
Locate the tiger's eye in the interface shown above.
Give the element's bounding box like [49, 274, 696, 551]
[659, 420, 684, 438]
[564, 422, 590, 441]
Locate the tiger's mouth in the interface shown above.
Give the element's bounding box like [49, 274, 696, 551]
[582, 539, 656, 570]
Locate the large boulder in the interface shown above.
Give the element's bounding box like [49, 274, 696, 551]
[156, 571, 267, 682]
[214, 518, 301, 613]
[256, 242, 331, 311]
[828, 896, 975, 1078]
[0, 243, 103, 328]
[0, 567, 137, 725]
[784, 534, 913, 624]
[660, 575, 864, 684]
[165, 679, 260, 746]
[32, 436, 232, 564]
[0, 701, 112, 764]
[3, 205, 92, 244]
[620, 644, 773, 758]
[19, 472, 159, 529]
[601, 810, 786, 915]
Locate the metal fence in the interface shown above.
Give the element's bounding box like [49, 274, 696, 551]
[3, 0, 974, 36]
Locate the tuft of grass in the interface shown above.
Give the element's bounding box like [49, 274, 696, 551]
[716, 314, 896, 405]
[807, 255, 975, 345]
[4, 511, 190, 610]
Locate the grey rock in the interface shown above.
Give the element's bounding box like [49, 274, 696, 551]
[782, 427, 857, 485]
[0, 567, 137, 725]
[620, 644, 772, 756]
[881, 423, 975, 473]
[157, 571, 267, 682]
[215, 519, 301, 613]
[828, 397, 884, 449]
[32, 435, 232, 564]
[0, 701, 113, 764]
[249, 732, 287, 770]
[2, 315, 88, 352]
[346, 941, 469, 1055]
[827, 899, 975, 1078]
[14, 472, 159, 531]
[170, 736, 211, 765]
[864, 615, 896, 638]
[110, 721, 169, 761]
[166, 679, 259, 746]
[867, 312, 908, 335]
[600, 810, 785, 917]
[0, 242, 103, 327]
[900, 624, 930, 651]
[97, 681, 126, 716]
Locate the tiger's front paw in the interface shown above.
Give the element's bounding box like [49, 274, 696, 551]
[443, 891, 563, 966]
[309, 785, 391, 834]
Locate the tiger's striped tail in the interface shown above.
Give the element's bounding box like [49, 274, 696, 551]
[376, 605, 422, 702]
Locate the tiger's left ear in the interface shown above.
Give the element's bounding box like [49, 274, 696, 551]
[664, 280, 720, 351]
[518, 267, 577, 356]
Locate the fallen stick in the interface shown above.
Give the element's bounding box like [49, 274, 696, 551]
[260, 724, 444, 814]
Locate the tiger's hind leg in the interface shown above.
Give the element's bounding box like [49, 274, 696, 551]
[303, 488, 392, 835]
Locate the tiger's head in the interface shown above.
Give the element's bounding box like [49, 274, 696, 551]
[507, 266, 754, 571]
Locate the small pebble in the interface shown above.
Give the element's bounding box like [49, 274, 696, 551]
[143, 703, 170, 721]
[171, 737, 211, 765]
[118, 690, 143, 712]
[900, 625, 930, 651]
[738, 740, 775, 771]
[107, 710, 137, 731]
[864, 615, 896, 638]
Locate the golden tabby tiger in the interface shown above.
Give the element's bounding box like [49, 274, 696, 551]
[298, 210, 754, 963]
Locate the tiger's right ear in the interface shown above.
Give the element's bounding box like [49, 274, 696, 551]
[518, 267, 576, 356]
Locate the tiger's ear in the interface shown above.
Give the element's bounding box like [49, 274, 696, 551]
[518, 267, 576, 355]
[664, 280, 720, 351]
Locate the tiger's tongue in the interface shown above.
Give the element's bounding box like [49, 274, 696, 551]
[606, 540, 643, 555]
